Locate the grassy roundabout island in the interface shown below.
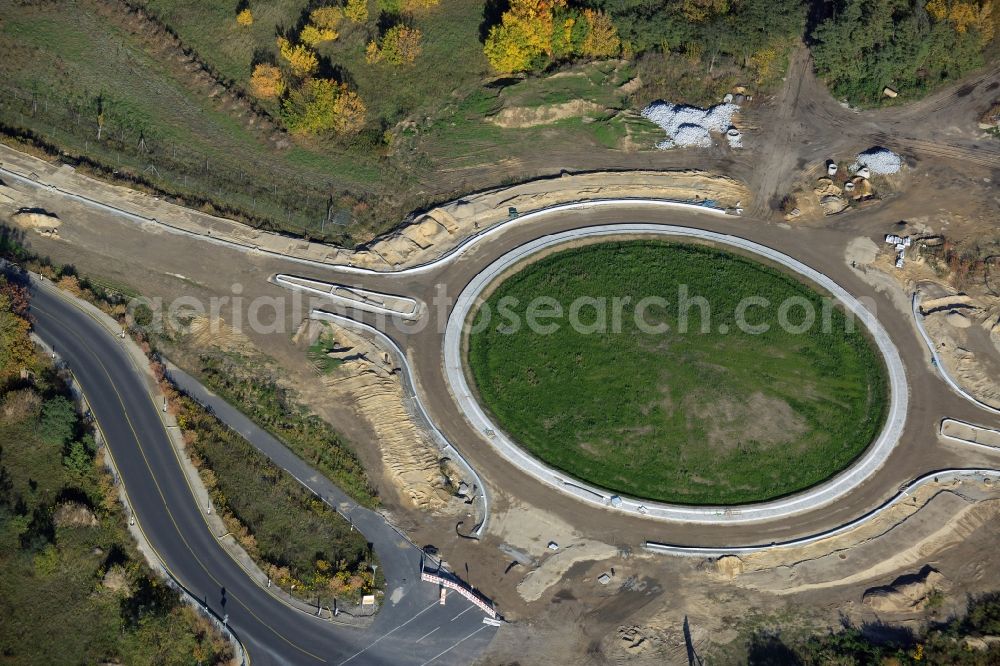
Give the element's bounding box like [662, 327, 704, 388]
[467, 240, 888, 505]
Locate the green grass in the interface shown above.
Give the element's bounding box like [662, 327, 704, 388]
[196, 352, 377, 507]
[0, 0, 665, 244]
[467, 240, 887, 505]
[309, 331, 346, 374]
[174, 390, 378, 602]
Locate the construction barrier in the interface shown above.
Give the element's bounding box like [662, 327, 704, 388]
[421, 570, 497, 619]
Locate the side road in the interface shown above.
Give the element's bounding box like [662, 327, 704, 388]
[25, 273, 499, 666]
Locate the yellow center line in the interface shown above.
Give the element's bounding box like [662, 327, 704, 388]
[34, 301, 326, 663]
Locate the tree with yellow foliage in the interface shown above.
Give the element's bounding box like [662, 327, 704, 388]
[249, 63, 285, 99]
[484, 0, 565, 73]
[301, 24, 338, 46]
[0, 284, 35, 385]
[927, 0, 996, 39]
[403, 0, 441, 10]
[277, 37, 319, 78]
[484, 0, 621, 72]
[345, 0, 369, 23]
[331, 88, 366, 134]
[300, 6, 342, 45]
[680, 0, 728, 22]
[366, 25, 423, 65]
[281, 78, 366, 136]
[236, 8, 254, 26]
[579, 9, 621, 57]
[311, 6, 344, 30]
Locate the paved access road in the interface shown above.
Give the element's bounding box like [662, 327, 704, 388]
[27, 278, 498, 666]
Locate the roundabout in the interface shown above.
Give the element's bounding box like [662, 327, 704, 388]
[464, 238, 889, 506]
[440, 221, 909, 524]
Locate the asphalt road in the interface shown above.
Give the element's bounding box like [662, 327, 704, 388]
[27, 278, 498, 666]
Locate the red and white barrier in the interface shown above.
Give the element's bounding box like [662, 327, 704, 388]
[421, 571, 496, 619]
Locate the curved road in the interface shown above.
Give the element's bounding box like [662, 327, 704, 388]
[440, 222, 909, 524]
[27, 277, 498, 666]
[276, 202, 1000, 548]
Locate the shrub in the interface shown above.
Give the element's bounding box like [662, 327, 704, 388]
[249, 63, 285, 99]
[236, 8, 254, 26]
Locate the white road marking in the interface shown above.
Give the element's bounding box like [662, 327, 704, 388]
[337, 600, 440, 665]
[450, 606, 474, 622]
[420, 626, 489, 666]
[415, 626, 440, 643]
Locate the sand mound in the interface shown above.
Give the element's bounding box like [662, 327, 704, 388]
[10, 208, 60, 231]
[863, 568, 947, 613]
[53, 501, 98, 528]
[310, 321, 460, 512]
[491, 100, 605, 128]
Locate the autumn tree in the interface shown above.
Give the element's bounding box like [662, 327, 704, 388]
[281, 78, 366, 135]
[311, 6, 344, 29]
[345, 0, 369, 23]
[366, 25, 423, 65]
[484, 0, 621, 72]
[813, 0, 989, 104]
[680, 0, 728, 22]
[300, 25, 335, 46]
[484, 0, 565, 73]
[236, 8, 254, 26]
[0, 283, 35, 384]
[928, 0, 996, 41]
[277, 37, 319, 78]
[249, 64, 285, 99]
[300, 7, 342, 46]
[579, 9, 621, 57]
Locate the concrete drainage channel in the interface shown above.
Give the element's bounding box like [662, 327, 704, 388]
[645, 469, 1000, 556]
[442, 223, 910, 525]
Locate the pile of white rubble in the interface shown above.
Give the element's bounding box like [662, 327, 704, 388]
[851, 147, 902, 175]
[641, 101, 740, 149]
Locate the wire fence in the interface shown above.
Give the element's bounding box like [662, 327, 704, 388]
[0, 82, 366, 243]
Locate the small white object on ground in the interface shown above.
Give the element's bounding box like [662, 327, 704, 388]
[726, 128, 742, 149]
[547, 541, 559, 551]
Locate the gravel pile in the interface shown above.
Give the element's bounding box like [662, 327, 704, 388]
[641, 101, 739, 149]
[851, 147, 902, 175]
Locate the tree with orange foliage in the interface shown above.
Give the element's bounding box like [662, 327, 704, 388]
[250, 63, 285, 99]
